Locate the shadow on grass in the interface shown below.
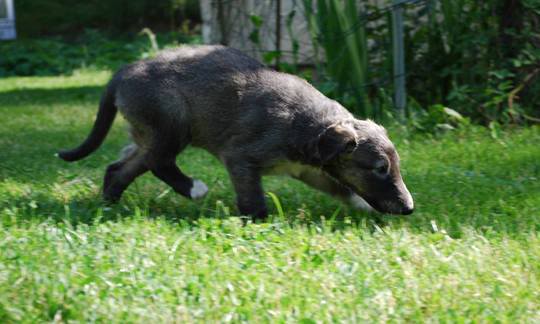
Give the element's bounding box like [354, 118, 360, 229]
[2, 148, 537, 238]
[1, 86, 538, 237]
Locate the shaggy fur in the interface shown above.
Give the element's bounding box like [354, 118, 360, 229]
[58, 45, 413, 219]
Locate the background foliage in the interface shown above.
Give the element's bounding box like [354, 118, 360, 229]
[407, 0, 540, 125]
[302, 0, 540, 126]
[13, 0, 200, 37]
[2, 0, 539, 126]
[0, 31, 200, 77]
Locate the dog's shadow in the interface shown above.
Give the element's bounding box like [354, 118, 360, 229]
[2, 177, 387, 234]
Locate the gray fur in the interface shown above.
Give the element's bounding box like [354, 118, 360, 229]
[59, 45, 414, 219]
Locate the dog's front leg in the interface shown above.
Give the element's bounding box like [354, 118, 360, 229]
[225, 162, 268, 220]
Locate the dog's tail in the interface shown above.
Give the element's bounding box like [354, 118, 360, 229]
[57, 80, 118, 162]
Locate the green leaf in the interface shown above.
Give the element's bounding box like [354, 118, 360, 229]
[442, 107, 464, 120]
[250, 14, 263, 28]
[248, 30, 259, 44]
[262, 51, 282, 64]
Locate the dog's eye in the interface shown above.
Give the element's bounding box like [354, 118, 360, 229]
[373, 165, 388, 176]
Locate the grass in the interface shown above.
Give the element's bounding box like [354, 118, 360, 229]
[0, 70, 539, 322]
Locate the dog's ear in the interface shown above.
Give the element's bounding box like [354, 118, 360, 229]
[307, 124, 358, 164]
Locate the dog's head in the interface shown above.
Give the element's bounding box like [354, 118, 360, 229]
[309, 119, 414, 215]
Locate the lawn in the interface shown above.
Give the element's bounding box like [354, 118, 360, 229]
[0, 70, 539, 322]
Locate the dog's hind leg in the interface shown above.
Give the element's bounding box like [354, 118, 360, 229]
[148, 159, 208, 200]
[144, 134, 208, 200]
[103, 143, 148, 202]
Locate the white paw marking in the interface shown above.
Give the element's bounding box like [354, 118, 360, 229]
[349, 194, 375, 212]
[190, 180, 208, 199]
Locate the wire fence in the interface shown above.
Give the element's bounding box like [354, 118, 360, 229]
[201, 0, 433, 116]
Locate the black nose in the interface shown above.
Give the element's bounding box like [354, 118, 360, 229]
[401, 206, 414, 215]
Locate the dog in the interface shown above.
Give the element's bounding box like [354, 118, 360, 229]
[58, 45, 414, 219]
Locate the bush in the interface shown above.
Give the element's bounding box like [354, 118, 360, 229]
[14, 0, 201, 38]
[405, 0, 540, 125]
[303, 0, 540, 125]
[0, 30, 201, 76]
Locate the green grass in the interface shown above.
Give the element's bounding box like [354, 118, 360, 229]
[0, 70, 539, 322]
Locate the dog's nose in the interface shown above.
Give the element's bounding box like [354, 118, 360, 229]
[400, 186, 414, 215]
[401, 206, 414, 215]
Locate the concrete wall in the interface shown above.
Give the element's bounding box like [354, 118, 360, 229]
[199, 0, 426, 64]
[200, 0, 317, 64]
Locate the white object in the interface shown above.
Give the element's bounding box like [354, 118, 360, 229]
[0, 0, 16, 40]
[190, 179, 209, 200]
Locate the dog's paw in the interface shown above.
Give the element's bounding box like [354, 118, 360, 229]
[190, 179, 208, 200]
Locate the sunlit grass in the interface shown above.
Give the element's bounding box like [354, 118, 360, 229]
[0, 71, 539, 322]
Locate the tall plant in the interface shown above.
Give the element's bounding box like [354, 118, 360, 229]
[304, 0, 371, 117]
[407, 0, 540, 124]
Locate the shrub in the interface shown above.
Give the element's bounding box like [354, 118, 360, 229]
[0, 30, 201, 76]
[14, 0, 201, 37]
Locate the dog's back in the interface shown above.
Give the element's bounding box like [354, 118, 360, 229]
[115, 45, 264, 116]
[114, 45, 347, 158]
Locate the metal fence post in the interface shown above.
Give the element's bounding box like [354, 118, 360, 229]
[275, 0, 281, 69]
[392, 0, 406, 118]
